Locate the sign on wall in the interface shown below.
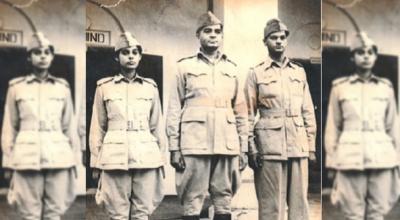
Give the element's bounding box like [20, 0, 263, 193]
[322, 29, 346, 47]
[86, 29, 111, 47]
[0, 29, 23, 46]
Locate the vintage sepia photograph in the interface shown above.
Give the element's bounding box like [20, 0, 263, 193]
[322, 0, 400, 219]
[0, 0, 86, 219]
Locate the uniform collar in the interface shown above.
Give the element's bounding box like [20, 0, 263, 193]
[113, 73, 144, 84]
[197, 48, 227, 64]
[263, 56, 294, 70]
[26, 73, 56, 84]
[349, 73, 379, 84]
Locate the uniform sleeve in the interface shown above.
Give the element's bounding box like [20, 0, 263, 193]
[1, 85, 19, 168]
[62, 87, 81, 165]
[324, 85, 342, 168]
[166, 64, 185, 152]
[232, 70, 249, 153]
[245, 68, 259, 154]
[301, 70, 317, 153]
[150, 86, 167, 162]
[384, 86, 399, 162]
[89, 86, 107, 167]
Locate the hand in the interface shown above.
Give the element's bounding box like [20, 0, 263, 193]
[327, 169, 336, 182]
[239, 153, 248, 171]
[4, 170, 12, 180]
[309, 152, 318, 165]
[248, 153, 263, 170]
[81, 151, 87, 166]
[92, 168, 100, 180]
[170, 151, 185, 172]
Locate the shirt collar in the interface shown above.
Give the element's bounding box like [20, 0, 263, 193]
[263, 56, 293, 70]
[113, 73, 144, 84]
[197, 48, 227, 64]
[349, 73, 379, 84]
[26, 73, 56, 84]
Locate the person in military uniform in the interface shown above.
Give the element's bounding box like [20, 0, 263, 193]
[89, 32, 165, 220]
[325, 32, 400, 220]
[166, 11, 248, 220]
[1, 32, 80, 220]
[245, 18, 317, 220]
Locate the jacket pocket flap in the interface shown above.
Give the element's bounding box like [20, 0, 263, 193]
[181, 109, 207, 123]
[103, 131, 125, 144]
[256, 117, 284, 129]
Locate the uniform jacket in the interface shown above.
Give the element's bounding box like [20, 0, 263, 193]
[89, 74, 166, 170]
[1, 74, 80, 170]
[325, 74, 399, 170]
[245, 57, 316, 160]
[166, 51, 248, 155]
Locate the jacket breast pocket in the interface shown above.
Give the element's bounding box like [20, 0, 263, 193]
[47, 96, 65, 116]
[225, 113, 239, 150]
[104, 94, 124, 119]
[255, 117, 284, 155]
[180, 109, 208, 150]
[220, 71, 237, 96]
[99, 132, 128, 166]
[16, 95, 36, 119]
[339, 95, 360, 119]
[186, 72, 209, 90]
[258, 76, 280, 99]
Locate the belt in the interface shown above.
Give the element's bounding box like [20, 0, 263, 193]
[343, 121, 385, 132]
[108, 120, 150, 131]
[258, 108, 300, 118]
[20, 120, 61, 132]
[185, 98, 231, 108]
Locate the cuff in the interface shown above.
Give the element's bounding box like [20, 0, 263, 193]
[168, 138, 180, 151]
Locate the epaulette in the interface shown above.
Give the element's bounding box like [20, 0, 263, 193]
[97, 77, 113, 86]
[53, 77, 70, 88]
[255, 61, 265, 68]
[142, 77, 157, 87]
[8, 76, 25, 86]
[332, 76, 349, 87]
[290, 60, 303, 68]
[226, 58, 237, 67]
[377, 77, 393, 88]
[177, 55, 196, 63]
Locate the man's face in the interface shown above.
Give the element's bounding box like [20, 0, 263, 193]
[29, 46, 54, 70]
[117, 46, 142, 70]
[197, 24, 223, 49]
[352, 45, 377, 70]
[264, 30, 288, 54]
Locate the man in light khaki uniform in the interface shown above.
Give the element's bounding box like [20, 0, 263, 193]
[166, 11, 248, 220]
[89, 32, 165, 220]
[1, 32, 80, 220]
[245, 19, 317, 220]
[325, 32, 400, 220]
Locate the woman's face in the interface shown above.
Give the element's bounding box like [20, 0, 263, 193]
[117, 46, 142, 70]
[352, 45, 377, 70]
[29, 46, 54, 70]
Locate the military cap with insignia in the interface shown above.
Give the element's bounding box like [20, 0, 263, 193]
[196, 11, 223, 34]
[349, 31, 377, 53]
[264, 18, 289, 39]
[115, 32, 142, 54]
[27, 32, 54, 53]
